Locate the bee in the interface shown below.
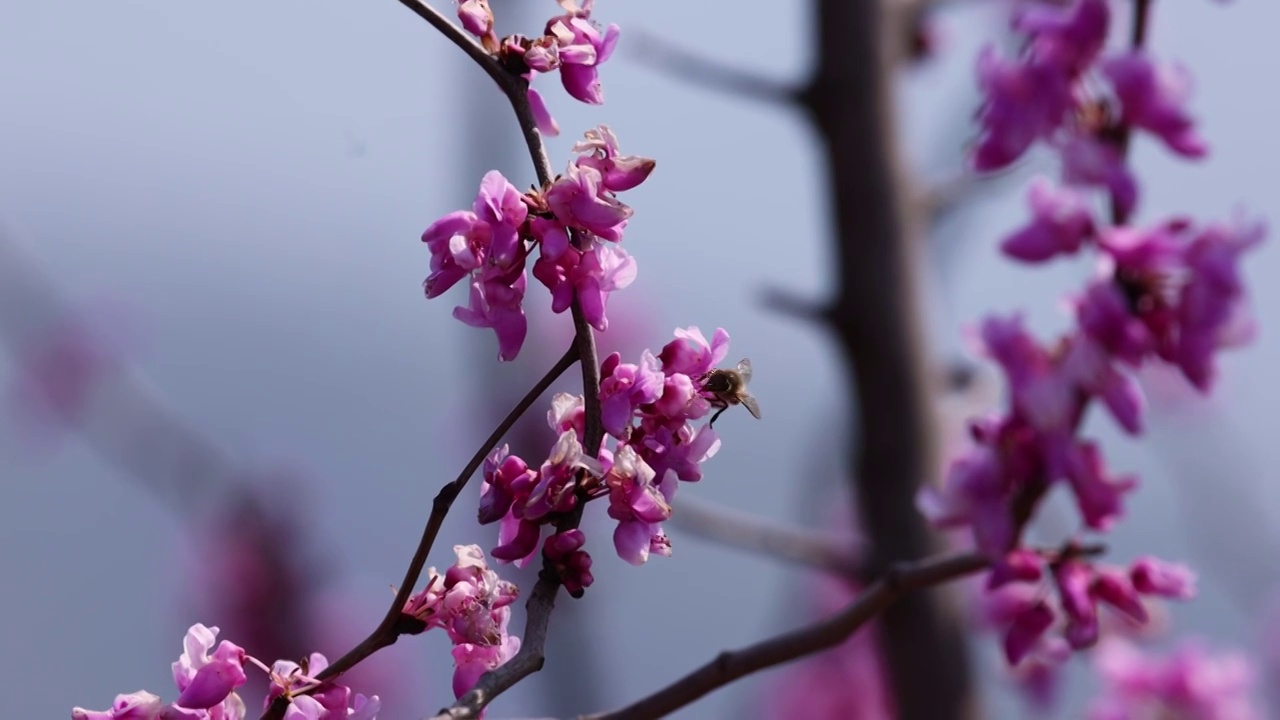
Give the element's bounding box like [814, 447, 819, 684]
[700, 358, 762, 427]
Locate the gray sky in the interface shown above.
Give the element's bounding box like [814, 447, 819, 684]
[2, 1, 1278, 718]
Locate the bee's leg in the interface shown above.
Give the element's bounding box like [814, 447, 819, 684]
[709, 406, 727, 427]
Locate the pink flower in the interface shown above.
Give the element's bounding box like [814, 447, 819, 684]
[918, 415, 1040, 556]
[1074, 281, 1156, 367]
[603, 444, 672, 565]
[1005, 600, 1057, 665]
[598, 350, 664, 438]
[1054, 559, 1100, 649]
[1129, 556, 1197, 599]
[572, 126, 656, 192]
[532, 243, 636, 332]
[456, 0, 498, 52]
[172, 624, 247, 710]
[1015, 0, 1110, 73]
[546, 392, 585, 437]
[401, 545, 520, 701]
[1059, 135, 1139, 221]
[657, 326, 730, 378]
[1001, 178, 1096, 262]
[523, 430, 601, 523]
[1089, 639, 1261, 720]
[1059, 337, 1145, 434]
[545, 2, 620, 105]
[1062, 441, 1136, 532]
[422, 171, 527, 298]
[478, 445, 537, 525]
[267, 653, 379, 720]
[1174, 218, 1265, 390]
[1102, 52, 1208, 158]
[527, 83, 560, 137]
[545, 164, 632, 241]
[452, 268, 528, 362]
[422, 171, 532, 360]
[451, 636, 520, 699]
[72, 692, 165, 720]
[543, 529, 594, 597]
[972, 48, 1072, 171]
[979, 315, 1078, 440]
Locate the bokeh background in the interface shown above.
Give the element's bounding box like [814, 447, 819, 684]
[2, 0, 1277, 717]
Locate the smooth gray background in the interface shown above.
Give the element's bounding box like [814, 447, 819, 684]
[2, 1, 1277, 717]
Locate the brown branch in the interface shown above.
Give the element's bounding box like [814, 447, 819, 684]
[582, 543, 1103, 720]
[627, 30, 802, 107]
[388, 3, 606, 718]
[796, 0, 975, 716]
[758, 285, 830, 325]
[580, 551, 987, 720]
[668, 495, 862, 578]
[261, 344, 578, 718]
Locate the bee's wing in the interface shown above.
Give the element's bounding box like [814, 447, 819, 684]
[735, 358, 752, 385]
[740, 392, 762, 419]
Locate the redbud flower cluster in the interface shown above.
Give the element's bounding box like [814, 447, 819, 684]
[480, 327, 729, 586]
[422, 126, 654, 360]
[923, 0, 1264, 672]
[1089, 637, 1261, 719]
[71, 624, 379, 720]
[987, 551, 1195, 665]
[401, 545, 521, 700]
[973, 0, 1205, 219]
[457, 0, 619, 135]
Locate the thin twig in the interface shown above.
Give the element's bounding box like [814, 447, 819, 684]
[758, 286, 829, 325]
[799, 0, 975, 715]
[1109, 0, 1152, 224]
[388, 3, 605, 717]
[261, 345, 579, 719]
[668, 496, 863, 578]
[627, 30, 801, 107]
[582, 544, 1103, 720]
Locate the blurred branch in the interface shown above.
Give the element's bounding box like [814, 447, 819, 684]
[795, 0, 976, 716]
[758, 286, 829, 325]
[277, 4, 608, 719]
[0, 225, 238, 513]
[263, 343, 580, 720]
[582, 543, 1103, 720]
[627, 30, 802, 107]
[669, 495, 863, 577]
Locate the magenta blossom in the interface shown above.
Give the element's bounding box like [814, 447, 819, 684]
[422, 171, 531, 360]
[401, 545, 521, 699]
[1174, 218, 1265, 390]
[532, 243, 636, 332]
[265, 653, 380, 720]
[474, 328, 731, 577]
[1014, 0, 1110, 74]
[572, 126, 656, 192]
[603, 443, 674, 565]
[456, 0, 498, 52]
[1102, 52, 1207, 158]
[543, 529, 594, 597]
[598, 350, 664, 438]
[545, 1, 620, 105]
[972, 48, 1072, 171]
[657, 326, 730, 378]
[73, 624, 381, 720]
[172, 624, 248, 710]
[1089, 638, 1261, 720]
[545, 163, 632, 242]
[1001, 177, 1096, 262]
